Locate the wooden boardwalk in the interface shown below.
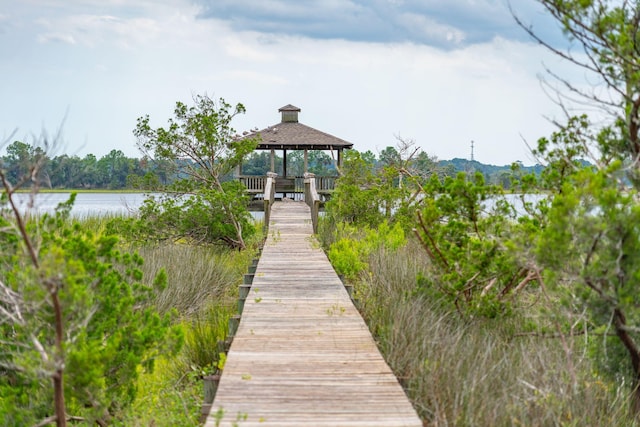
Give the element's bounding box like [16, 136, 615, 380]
[206, 201, 422, 427]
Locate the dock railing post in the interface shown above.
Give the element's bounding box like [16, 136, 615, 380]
[304, 173, 320, 233]
[264, 172, 277, 230]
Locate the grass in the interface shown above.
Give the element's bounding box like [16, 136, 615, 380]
[110, 241, 254, 425]
[135, 243, 248, 318]
[120, 357, 201, 426]
[339, 236, 639, 426]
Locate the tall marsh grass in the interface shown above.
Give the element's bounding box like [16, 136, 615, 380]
[355, 240, 637, 426]
[135, 243, 248, 318]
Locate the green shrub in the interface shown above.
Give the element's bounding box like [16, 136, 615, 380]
[327, 221, 405, 281]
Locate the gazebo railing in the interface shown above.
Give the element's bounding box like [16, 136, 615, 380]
[238, 174, 338, 196]
[315, 176, 336, 193]
[238, 176, 266, 193]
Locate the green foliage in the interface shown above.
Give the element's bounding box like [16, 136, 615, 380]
[0, 194, 182, 425]
[325, 150, 386, 227]
[531, 121, 640, 383]
[412, 172, 528, 318]
[0, 140, 165, 190]
[357, 240, 637, 426]
[109, 180, 255, 247]
[134, 95, 257, 183]
[85, 228, 252, 425]
[120, 356, 201, 426]
[327, 221, 406, 281]
[181, 303, 234, 376]
[133, 94, 258, 250]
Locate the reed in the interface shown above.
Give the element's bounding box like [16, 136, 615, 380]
[357, 239, 638, 426]
[133, 243, 248, 318]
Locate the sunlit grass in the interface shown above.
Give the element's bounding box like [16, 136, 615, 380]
[121, 357, 201, 426]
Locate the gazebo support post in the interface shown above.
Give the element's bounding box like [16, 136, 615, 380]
[270, 149, 275, 173]
[283, 149, 287, 178]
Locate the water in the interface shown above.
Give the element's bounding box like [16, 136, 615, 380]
[5, 192, 266, 221]
[5, 192, 149, 217]
[4, 192, 543, 220]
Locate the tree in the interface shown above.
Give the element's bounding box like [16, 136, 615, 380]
[326, 150, 384, 227]
[97, 149, 132, 189]
[326, 139, 434, 229]
[243, 151, 274, 176]
[514, 1, 640, 178]
[133, 95, 258, 249]
[1, 140, 48, 187]
[0, 138, 180, 426]
[413, 171, 526, 318]
[512, 1, 640, 410]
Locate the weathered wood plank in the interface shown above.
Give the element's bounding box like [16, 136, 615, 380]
[206, 201, 421, 427]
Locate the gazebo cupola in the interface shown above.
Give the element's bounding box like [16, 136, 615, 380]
[279, 104, 301, 123]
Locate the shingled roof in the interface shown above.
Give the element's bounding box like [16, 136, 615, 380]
[242, 105, 354, 151]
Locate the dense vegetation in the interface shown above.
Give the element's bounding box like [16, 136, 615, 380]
[318, 2, 640, 424]
[4, 2, 640, 425]
[0, 151, 258, 426]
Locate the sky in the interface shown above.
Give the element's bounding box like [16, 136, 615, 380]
[0, 0, 578, 166]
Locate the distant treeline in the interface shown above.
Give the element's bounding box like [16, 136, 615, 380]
[0, 140, 544, 190]
[439, 158, 545, 188]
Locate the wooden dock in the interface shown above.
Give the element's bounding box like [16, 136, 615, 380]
[205, 201, 422, 427]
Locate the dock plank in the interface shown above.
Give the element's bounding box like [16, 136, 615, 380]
[206, 201, 422, 427]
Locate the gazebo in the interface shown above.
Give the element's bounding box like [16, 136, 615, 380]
[236, 104, 354, 198]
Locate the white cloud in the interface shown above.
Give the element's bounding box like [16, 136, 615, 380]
[37, 32, 77, 44]
[0, 0, 576, 166]
[397, 12, 466, 45]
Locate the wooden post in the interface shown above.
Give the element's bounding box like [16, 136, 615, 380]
[264, 172, 276, 230]
[270, 149, 275, 173]
[283, 149, 287, 178]
[304, 149, 308, 173]
[304, 173, 320, 233]
[228, 314, 241, 337]
[203, 374, 220, 403]
[239, 284, 251, 299]
[200, 372, 221, 421]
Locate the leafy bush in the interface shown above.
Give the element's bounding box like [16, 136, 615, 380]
[327, 221, 405, 281]
[0, 194, 182, 425]
[108, 181, 255, 248]
[412, 172, 530, 318]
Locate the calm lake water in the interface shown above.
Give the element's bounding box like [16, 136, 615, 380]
[7, 192, 266, 220]
[7, 192, 149, 217]
[6, 192, 542, 221]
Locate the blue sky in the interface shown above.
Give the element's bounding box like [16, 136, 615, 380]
[1, 0, 575, 165]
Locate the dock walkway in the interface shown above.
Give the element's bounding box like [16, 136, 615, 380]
[206, 201, 422, 426]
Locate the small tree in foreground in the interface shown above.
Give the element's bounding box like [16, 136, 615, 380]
[0, 138, 181, 426]
[133, 95, 258, 249]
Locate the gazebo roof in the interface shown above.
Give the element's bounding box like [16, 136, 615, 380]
[241, 104, 354, 151]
